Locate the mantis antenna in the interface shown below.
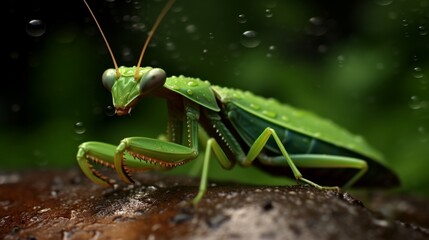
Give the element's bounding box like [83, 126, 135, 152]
[83, 0, 120, 78]
[134, 0, 176, 80]
[83, 0, 176, 80]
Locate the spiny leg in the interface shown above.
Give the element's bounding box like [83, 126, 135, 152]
[113, 99, 201, 185]
[113, 137, 198, 183]
[77, 141, 158, 186]
[77, 142, 115, 186]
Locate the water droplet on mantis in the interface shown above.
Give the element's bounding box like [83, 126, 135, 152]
[171, 85, 180, 90]
[74, 122, 86, 134]
[233, 93, 242, 99]
[187, 81, 198, 87]
[262, 110, 277, 118]
[186, 89, 193, 95]
[250, 103, 261, 110]
[26, 19, 46, 37]
[240, 30, 261, 48]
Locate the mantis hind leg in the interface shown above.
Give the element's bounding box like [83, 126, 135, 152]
[258, 154, 368, 189]
[240, 127, 340, 190]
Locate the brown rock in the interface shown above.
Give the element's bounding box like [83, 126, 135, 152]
[0, 169, 428, 240]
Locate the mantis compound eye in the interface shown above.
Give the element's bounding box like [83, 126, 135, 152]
[102, 68, 117, 91]
[139, 68, 166, 95]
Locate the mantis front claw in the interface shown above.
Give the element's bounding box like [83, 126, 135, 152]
[76, 142, 113, 187]
[114, 140, 135, 184]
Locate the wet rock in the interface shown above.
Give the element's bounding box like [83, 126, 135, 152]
[0, 169, 428, 240]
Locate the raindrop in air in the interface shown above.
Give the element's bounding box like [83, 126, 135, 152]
[376, 0, 393, 6]
[240, 30, 261, 48]
[413, 67, 424, 79]
[418, 126, 426, 135]
[237, 14, 247, 23]
[337, 55, 345, 67]
[417, 126, 428, 142]
[266, 45, 276, 58]
[105, 105, 115, 116]
[131, 22, 146, 32]
[265, 9, 273, 18]
[418, 26, 428, 36]
[409, 96, 426, 110]
[309, 17, 323, 25]
[26, 19, 46, 37]
[307, 17, 326, 36]
[185, 24, 197, 33]
[74, 122, 86, 134]
[318, 45, 328, 53]
[165, 42, 176, 51]
[11, 104, 21, 113]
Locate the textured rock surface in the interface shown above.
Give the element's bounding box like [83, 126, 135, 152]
[0, 169, 428, 240]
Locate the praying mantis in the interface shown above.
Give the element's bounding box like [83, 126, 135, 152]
[77, 0, 400, 205]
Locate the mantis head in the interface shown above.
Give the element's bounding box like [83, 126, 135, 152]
[102, 66, 166, 116]
[83, 0, 175, 116]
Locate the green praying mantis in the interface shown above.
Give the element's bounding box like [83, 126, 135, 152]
[77, 0, 400, 205]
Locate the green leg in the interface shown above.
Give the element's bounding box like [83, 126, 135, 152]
[113, 136, 198, 183]
[77, 141, 161, 186]
[292, 154, 367, 188]
[77, 142, 115, 186]
[77, 99, 201, 189]
[240, 127, 339, 190]
[192, 138, 233, 205]
[258, 154, 368, 189]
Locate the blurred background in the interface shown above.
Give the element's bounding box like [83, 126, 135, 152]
[2, 0, 428, 197]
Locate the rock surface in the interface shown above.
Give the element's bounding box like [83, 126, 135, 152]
[0, 169, 428, 240]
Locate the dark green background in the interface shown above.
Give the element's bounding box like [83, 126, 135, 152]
[2, 0, 428, 197]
